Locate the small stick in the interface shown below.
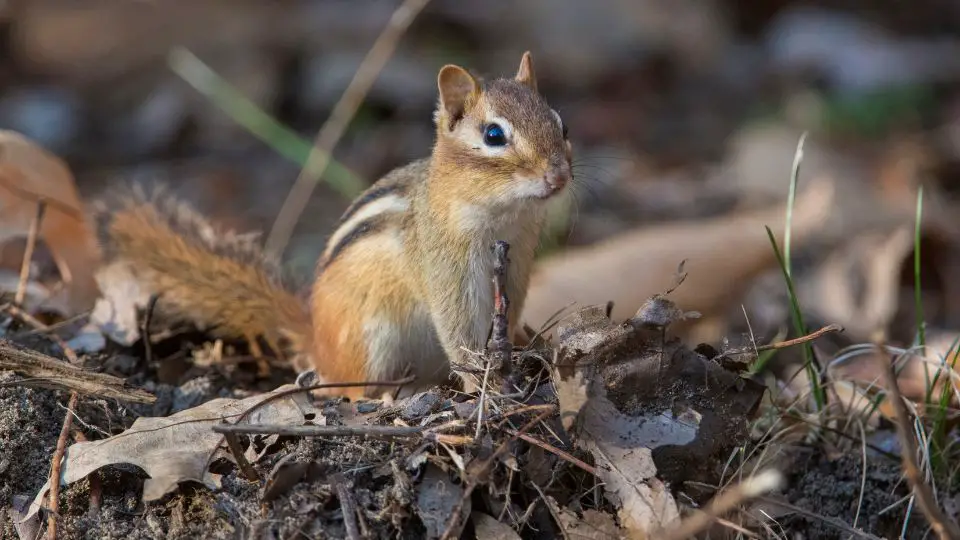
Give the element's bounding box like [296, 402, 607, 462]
[754, 323, 843, 352]
[439, 407, 556, 540]
[0, 339, 154, 403]
[46, 391, 78, 540]
[141, 294, 160, 365]
[873, 339, 960, 540]
[203, 376, 417, 472]
[753, 495, 883, 539]
[265, 0, 434, 258]
[333, 474, 362, 540]
[503, 429, 596, 476]
[72, 430, 101, 516]
[214, 423, 424, 438]
[223, 431, 259, 481]
[15, 199, 47, 306]
[488, 241, 513, 376]
[726, 324, 843, 356]
[4, 305, 79, 364]
[658, 469, 783, 540]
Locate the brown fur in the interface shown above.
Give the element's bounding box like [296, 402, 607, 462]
[312, 52, 572, 399]
[95, 185, 313, 367]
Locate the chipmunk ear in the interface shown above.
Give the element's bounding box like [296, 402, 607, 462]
[515, 51, 537, 91]
[437, 65, 479, 130]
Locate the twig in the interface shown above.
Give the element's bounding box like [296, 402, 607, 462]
[439, 407, 556, 540]
[753, 495, 884, 539]
[726, 324, 843, 356]
[14, 310, 91, 337]
[755, 324, 843, 352]
[334, 474, 362, 540]
[222, 431, 259, 481]
[214, 423, 424, 438]
[873, 339, 960, 540]
[46, 391, 78, 540]
[659, 469, 783, 540]
[3, 305, 79, 364]
[504, 429, 596, 475]
[0, 339, 154, 403]
[264, 0, 433, 258]
[71, 430, 101, 517]
[203, 376, 416, 472]
[488, 241, 513, 377]
[141, 294, 160, 365]
[15, 199, 46, 306]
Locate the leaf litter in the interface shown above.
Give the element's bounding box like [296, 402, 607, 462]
[4, 286, 773, 538]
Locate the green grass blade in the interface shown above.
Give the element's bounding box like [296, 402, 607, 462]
[783, 132, 807, 277]
[167, 46, 365, 200]
[766, 226, 826, 411]
[914, 185, 926, 352]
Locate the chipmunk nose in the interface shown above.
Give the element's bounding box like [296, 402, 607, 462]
[545, 164, 571, 191]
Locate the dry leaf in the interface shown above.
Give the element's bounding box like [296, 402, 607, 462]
[547, 496, 624, 540]
[579, 391, 682, 535]
[0, 129, 102, 315]
[553, 304, 764, 537]
[471, 511, 522, 540]
[415, 464, 470, 539]
[554, 368, 589, 432]
[24, 384, 319, 522]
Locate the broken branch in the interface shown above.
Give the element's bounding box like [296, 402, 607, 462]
[0, 340, 155, 403]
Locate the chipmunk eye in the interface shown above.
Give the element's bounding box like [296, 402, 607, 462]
[482, 123, 508, 147]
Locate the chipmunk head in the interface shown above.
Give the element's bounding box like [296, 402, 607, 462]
[431, 52, 572, 210]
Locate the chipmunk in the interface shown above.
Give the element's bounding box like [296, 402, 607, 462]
[96, 51, 572, 400]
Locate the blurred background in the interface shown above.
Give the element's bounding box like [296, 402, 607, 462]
[3, 0, 960, 355]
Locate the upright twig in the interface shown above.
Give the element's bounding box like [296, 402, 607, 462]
[46, 391, 78, 540]
[15, 199, 47, 306]
[874, 339, 960, 540]
[488, 241, 513, 374]
[71, 430, 101, 517]
[141, 294, 160, 365]
[265, 0, 433, 258]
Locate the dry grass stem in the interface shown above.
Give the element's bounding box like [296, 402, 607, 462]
[661, 470, 783, 540]
[873, 340, 960, 540]
[15, 199, 46, 306]
[265, 0, 433, 257]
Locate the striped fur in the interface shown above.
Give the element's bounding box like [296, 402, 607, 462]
[309, 52, 573, 399]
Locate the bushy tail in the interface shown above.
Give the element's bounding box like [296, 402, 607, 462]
[93, 185, 313, 362]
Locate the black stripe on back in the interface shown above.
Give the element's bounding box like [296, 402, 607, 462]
[336, 183, 406, 228]
[320, 215, 389, 272]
